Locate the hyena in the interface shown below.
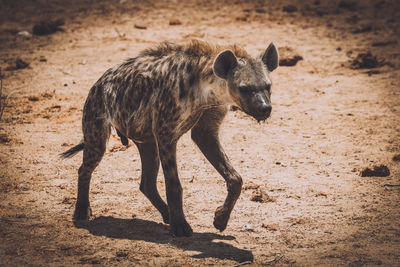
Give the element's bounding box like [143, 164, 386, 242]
[61, 40, 279, 237]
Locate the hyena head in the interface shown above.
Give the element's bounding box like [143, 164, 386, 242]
[213, 43, 279, 122]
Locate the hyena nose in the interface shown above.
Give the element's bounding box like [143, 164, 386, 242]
[259, 104, 272, 116]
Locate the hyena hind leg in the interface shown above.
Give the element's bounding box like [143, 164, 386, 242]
[74, 122, 110, 221]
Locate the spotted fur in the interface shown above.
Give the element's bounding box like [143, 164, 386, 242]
[61, 40, 279, 237]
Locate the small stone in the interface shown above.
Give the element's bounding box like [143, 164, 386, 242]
[338, 0, 357, 11]
[17, 31, 31, 38]
[0, 133, 10, 143]
[236, 16, 247, 21]
[289, 217, 312, 225]
[283, 5, 297, 13]
[315, 192, 328, 197]
[352, 25, 372, 34]
[278, 46, 303, 66]
[365, 70, 380, 76]
[262, 223, 279, 231]
[169, 19, 182, 26]
[250, 189, 276, 203]
[241, 223, 255, 232]
[360, 165, 390, 177]
[28, 96, 39, 101]
[16, 58, 29, 69]
[351, 52, 382, 69]
[33, 19, 64, 36]
[393, 154, 400, 162]
[134, 24, 147, 30]
[116, 251, 128, 257]
[243, 181, 260, 191]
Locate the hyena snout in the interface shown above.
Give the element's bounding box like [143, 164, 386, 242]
[248, 93, 272, 121]
[257, 101, 272, 117]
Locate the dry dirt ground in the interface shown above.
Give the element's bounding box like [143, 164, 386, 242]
[1, 0, 400, 266]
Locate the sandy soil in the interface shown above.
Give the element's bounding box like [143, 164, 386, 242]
[1, 0, 400, 266]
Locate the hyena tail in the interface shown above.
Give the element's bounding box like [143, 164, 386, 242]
[60, 142, 84, 159]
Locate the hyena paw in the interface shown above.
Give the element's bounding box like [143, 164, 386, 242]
[73, 204, 92, 221]
[213, 206, 230, 232]
[170, 220, 193, 237]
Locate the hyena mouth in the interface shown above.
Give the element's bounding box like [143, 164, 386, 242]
[255, 117, 268, 123]
[253, 113, 270, 123]
[231, 105, 270, 123]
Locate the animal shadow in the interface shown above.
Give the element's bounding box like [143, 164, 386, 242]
[75, 216, 253, 263]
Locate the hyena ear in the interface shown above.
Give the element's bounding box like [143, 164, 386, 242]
[261, 42, 279, 72]
[213, 50, 238, 79]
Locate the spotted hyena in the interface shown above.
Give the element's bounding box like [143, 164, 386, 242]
[61, 40, 279, 237]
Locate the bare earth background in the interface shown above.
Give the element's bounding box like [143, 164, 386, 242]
[1, 0, 399, 266]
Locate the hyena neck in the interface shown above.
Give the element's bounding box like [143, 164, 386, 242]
[199, 76, 234, 108]
[140, 40, 243, 109]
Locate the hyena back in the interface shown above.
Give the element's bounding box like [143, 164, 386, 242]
[61, 40, 279, 237]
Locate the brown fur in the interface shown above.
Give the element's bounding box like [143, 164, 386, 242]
[141, 40, 250, 59]
[61, 39, 279, 237]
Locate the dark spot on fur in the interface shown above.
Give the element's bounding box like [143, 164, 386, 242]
[168, 59, 175, 69]
[186, 63, 192, 73]
[171, 63, 178, 73]
[169, 78, 177, 89]
[179, 78, 186, 99]
[116, 90, 124, 105]
[163, 70, 171, 85]
[94, 119, 104, 129]
[171, 112, 180, 122]
[188, 74, 196, 87]
[124, 75, 132, 84]
[152, 68, 158, 77]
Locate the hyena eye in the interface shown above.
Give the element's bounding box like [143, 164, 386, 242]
[239, 86, 251, 94]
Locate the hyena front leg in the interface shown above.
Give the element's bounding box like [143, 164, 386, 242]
[157, 139, 193, 237]
[191, 107, 243, 232]
[135, 140, 169, 224]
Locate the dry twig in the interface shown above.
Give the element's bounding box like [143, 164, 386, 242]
[384, 184, 400, 187]
[232, 260, 252, 267]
